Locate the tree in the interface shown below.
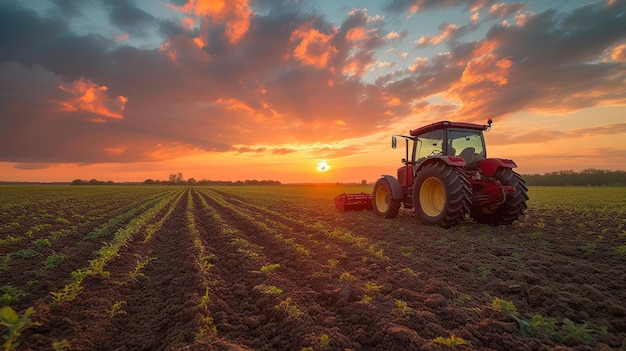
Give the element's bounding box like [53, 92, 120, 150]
[168, 173, 184, 184]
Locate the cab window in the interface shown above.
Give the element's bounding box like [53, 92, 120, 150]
[415, 130, 443, 162]
[448, 129, 485, 164]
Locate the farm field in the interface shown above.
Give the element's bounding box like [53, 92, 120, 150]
[1, 185, 625, 351]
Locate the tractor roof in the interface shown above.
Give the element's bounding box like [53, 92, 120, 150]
[409, 120, 488, 137]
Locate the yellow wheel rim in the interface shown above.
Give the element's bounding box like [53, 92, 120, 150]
[420, 177, 445, 217]
[375, 185, 390, 212]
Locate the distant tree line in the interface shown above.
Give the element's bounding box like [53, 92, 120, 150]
[522, 169, 626, 186]
[69, 173, 281, 186]
[71, 179, 115, 185]
[143, 173, 281, 186]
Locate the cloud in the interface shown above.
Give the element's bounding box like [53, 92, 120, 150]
[169, 0, 253, 43]
[416, 24, 460, 46]
[57, 78, 128, 120]
[104, 0, 157, 37]
[488, 123, 626, 146]
[487, 2, 526, 19]
[383, 0, 496, 15]
[289, 21, 337, 69]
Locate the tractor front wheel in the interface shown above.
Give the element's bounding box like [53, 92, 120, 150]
[372, 178, 401, 218]
[413, 163, 471, 227]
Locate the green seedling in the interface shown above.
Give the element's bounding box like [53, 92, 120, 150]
[50, 282, 84, 306]
[277, 297, 302, 318]
[360, 295, 373, 303]
[0, 287, 27, 307]
[52, 339, 71, 351]
[395, 299, 411, 316]
[254, 263, 280, 282]
[129, 254, 156, 282]
[364, 281, 383, 293]
[492, 298, 607, 346]
[400, 246, 413, 258]
[12, 249, 39, 259]
[198, 287, 211, 310]
[256, 284, 283, 296]
[320, 333, 330, 350]
[31, 239, 51, 249]
[107, 301, 126, 318]
[432, 334, 468, 346]
[339, 272, 357, 283]
[0, 306, 41, 351]
[43, 254, 67, 270]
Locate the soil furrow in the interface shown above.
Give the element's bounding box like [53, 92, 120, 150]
[99, 188, 206, 351]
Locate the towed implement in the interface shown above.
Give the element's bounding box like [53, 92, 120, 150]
[337, 119, 528, 227]
[334, 192, 373, 211]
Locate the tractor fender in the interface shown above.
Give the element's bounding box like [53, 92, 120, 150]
[479, 158, 517, 177]
[416, 156, 466, 173]
[379, 175, 404, 200]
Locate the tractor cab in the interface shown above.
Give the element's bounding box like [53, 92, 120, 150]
[409, 121, 489, 168]
[392, 121, 490, 182]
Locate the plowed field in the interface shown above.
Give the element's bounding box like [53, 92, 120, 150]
[1, 185, 625, 351]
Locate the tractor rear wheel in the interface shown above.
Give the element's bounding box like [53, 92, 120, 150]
[372, 178, 401, 218]
[413, 162, 471, 227]
[471, 168, 528, 225]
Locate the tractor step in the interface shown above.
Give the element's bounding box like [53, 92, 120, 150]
[334, 193, 373, 211]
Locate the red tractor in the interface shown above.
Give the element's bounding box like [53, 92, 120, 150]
[372, 119, 528, 227]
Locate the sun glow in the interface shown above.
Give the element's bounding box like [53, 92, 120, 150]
[316, 160, 330, 172]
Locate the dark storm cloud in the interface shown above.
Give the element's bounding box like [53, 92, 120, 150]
[383, 0, 497, 14]
[0, 3, 68, 63]
[101, 0, 157, 36]
[50, 0, 84, 17]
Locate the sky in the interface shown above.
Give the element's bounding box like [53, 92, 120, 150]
[1, 0, 625, 184]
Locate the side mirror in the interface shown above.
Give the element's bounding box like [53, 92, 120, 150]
[391, 136, 397, 149]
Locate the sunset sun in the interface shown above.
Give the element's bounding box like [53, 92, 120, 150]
[316, 160, 330, 172]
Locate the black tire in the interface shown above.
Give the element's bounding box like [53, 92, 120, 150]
[413, 162, 471, 227]
[471, 168, 529, 225]
[372, 178, 401, 218]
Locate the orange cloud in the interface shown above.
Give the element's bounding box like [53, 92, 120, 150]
[170, 0, 252, 43]
[346, 27, 367, 42]
[458, 54, 512, 89]
[216, 97, 281, 122]
[115, 33, 129, 42]
[58, 78, 127, 120]
[104, 146, 127, 155]
[144, 143, 202, 161]
[290, 22, 337, 69]
[417, 24, 459, 46]
[181, 17, 196, 31]
[610, 44, 626, 62]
